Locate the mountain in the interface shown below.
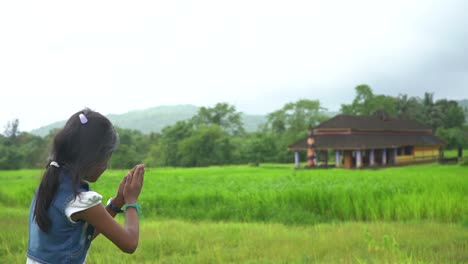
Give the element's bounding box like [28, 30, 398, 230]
[106, 105, 200, 134]
[30, 105, 267, 137]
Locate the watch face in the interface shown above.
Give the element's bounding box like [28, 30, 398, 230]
[107, 198, 123, 213]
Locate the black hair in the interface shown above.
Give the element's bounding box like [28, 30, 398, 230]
[33, 108, 119, 232]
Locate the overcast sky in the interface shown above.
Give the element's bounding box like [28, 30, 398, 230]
[1, 0, 467, 132]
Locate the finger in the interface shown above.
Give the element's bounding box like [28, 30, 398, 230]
[121, 175, 128, 183]
[136, 165, 145, 183]
[126, 173, 133, 185]
[133, 166, 142, 184]
[128, 166, 137, 176]
[139, 165, 145, 185]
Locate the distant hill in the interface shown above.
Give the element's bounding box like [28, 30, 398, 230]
[30, 105, 268, 137]
[106, 105, 200, 134]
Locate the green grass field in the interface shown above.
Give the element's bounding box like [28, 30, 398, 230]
[1, 163, 467, 263]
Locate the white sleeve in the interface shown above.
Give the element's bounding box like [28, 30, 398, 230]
[64, 191, 103, 223]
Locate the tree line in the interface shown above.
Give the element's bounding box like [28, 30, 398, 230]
[1, 85, 467, 169]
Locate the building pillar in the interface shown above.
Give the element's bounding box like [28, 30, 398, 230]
[294, 151, 300, 169]
[369, 149, 375, 167]
[323, 150, 329, 167]
[306, 129, 315, 167]
[382, 149, 387, 165]
[394, 148, 398, 165]
[335, 150, 341, 168]
[356, 149, 362, 168]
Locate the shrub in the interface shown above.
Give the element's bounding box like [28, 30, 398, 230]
[460, 157, 468, 166]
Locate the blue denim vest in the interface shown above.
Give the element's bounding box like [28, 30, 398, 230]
[27, 170, 95, 264]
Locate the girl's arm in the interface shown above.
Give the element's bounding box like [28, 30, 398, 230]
[72, 164, 145, 253]
[92, 167, 133, 239]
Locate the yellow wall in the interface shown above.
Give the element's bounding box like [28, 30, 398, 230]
[396, 146, 440, 163]
[396, 155, 413, 164]
[413, 146, 439, 161]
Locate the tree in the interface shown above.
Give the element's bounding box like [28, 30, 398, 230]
[191, 103, 245, 136]
[395, 94, 424, 121]
[156, 121, 194, 166]
[238, 132, 277, 165]
[434, 99, 465, 129]
[341, 84, 374, 115]
[0, 119, 24, 169]
[341, 85, 397, 116]
[3, 119, 20, 142]
[109, 127, 151, 168]
[264, 99, 328, 162]
[143, 132, 162, 167]
[16, 132, 48, 168]
[178, 125, 233, 166]
[436, 127, 466, 149]
[266, 99, 327, 134]
[420, 92, 444, 131]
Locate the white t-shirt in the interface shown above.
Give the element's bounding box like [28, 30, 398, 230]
[27, 191, 103, 264]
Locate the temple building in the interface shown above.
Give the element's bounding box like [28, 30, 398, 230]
[288, 111, 446, 169]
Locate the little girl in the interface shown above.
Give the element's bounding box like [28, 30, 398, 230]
[27, 109, 145, 264]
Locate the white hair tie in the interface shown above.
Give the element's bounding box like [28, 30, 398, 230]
[50, 161, 60, 168]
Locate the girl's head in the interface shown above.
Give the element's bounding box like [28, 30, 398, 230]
[50, 108, 119, 182]
[34, 108, 119, 232]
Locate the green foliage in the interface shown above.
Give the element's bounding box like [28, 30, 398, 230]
[395, 94, 425, 121]
[436, 127, 466, 149]
[191, 102, 245, 136]
[264, 99, 328, 162]
[0, 122, 48, 170]
[341, 84, 397, 116]
[178, 125, 233, 166]
[0, 143, 22, 170]
[3, 119, 19, 139]
[341, 87, 466, 150]
[460, 157, 468, 166]
[151, 104, 245, 167]
[109, 127, 151, 168]
[238, 132, 278, 164]
[435, 99, 466, 128]
[266, 99, 327, 133]
[458, 99, 468, 124]
[155, 120, 194, 166]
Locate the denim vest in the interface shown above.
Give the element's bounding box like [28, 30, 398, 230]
[27, 170, 95, 264]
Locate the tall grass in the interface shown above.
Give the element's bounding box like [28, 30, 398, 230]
[1, 164, 466, 225]
[1, 164, 467, 263]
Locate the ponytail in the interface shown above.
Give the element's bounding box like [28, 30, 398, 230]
[33, 165, 61, 232]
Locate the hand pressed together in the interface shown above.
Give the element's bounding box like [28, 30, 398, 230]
[123, 164, 145, 204]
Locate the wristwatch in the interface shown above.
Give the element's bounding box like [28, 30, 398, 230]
[106, 198, 124, 213]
